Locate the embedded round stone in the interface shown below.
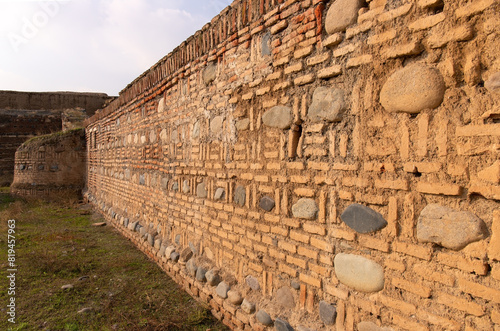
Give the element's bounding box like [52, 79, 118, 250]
[210, 116, 224, 135]
[416, 204, 488, 250]
[157, 97, 165, 113]
[292, 198, 318, 219]
[325, 0, 364, 34]
[236, 118, 250, 131]
[196, 183, 207, 198]
[380, 64, 445, 113]
[276, 287, 295, 309]
[319, 301, 337, 325]
[165, 246, 175, 259]
[234, 186, 246, 206]
[203, 63, 217, 84]
[308, 87, 347, 122]
[246, 275, 260, 291]
[182, 180, 190, 193]
[214, 188, 225, 200]
[216, 281, 230, 299]
[179, 247, 193, 262]
[340, 203, 388, 234]
[259, 196, 276, 212]
[485, 71, 500, 94]
[186, 259, 197, 277]
[206, 269, 221, 286]
[334, 253, 384, 292]
[170, 252, 180, 262]
[227, 290, 243, 305]
[241, 299, 256, 314]
[256, 310, 273, 326]
[262, 106, 293, 129]
[192, 121, 200, 139]
[196, 267, 207, 282]
[275, 318, 294, 331]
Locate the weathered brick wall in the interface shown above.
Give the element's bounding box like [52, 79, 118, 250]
[11, 128, 87, 199]
[0, 91, 112, 186]
[85, 0, 500, 330]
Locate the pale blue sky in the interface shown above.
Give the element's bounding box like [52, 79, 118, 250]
[0, 0, 233, 95]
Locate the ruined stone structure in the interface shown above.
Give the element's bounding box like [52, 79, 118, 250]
[0, 91, 110, 185]
[11, 128, 87, 199]
[55, 0, 500, 329]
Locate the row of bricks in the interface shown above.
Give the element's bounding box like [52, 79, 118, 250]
[103, 208, 500, 331]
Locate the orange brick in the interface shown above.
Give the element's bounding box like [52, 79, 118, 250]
[392, 277, 432, 298]
[324, 284, 348, 300]
[303, 222, 326, 235]
[358, 235, 390, 252]
[373, 294, 417, 315]
[287, 255, 307, 269]
[294, 187, 315, 197]
[416, 182, 463, 196]
[279, 263, 298, 277]
[392, 314, 429, 331]
[436, 252, 489, 275]
[458, 278, 500, 303]
[393, 241, 433, 261]
[331, 228, 356, 241]
[416, 309, 461, 331]
[290, 230, 310, 243]
[298, 246, 318, 260]
[310, 237, 333, 252]
[279, 241, 297, 253]
[309, 262, 330, 277]
[413, 263, 455, 286]
[436, 292, 485, 317]
[299, 273, 321, 287]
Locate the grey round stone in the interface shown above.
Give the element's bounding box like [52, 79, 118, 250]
[485, 71, 500, 94]
[139, 174, 145, 185]
[170, 252, 180, 262]
[259, 196, 276, 212]
[417, 204, 488, 250]
[275, 318, 294, 331]
[189, 242, 198, 255]
[241, 299, 256, 314]
[216, 281, 231, 299]
[210, 116, 224, 135]
[292, 198, 318, 219]
[319, 301, 337, 325]
[182, 180, 190, 193]
[161, 177, 168, 189]
[246, 275, 260, 291]
[175, 234, 181, 244]
[196, 183, 208, 198]
[308, 87, 347, 122]
[123, 218, 129, 227]
[154, 238, 162, 250]
[236, 118, 250, 131]
[186, 259, 197, 277]
[192, 121, 200, 139]
[214, 188, 226, 201]
[276, 287, 295, 309]
[291, 280, 301, 290]
[159, 245, 166, 257]
[171, 182, 179, 191]
[196, 267, 207, 282]
[147, 233, 154, 246]
[262, 106, 293, 129]
[262, 32, 271, 56]
[227, 290, 243, 305]
[340, 203, 388, 234]
[206, 269, 221, 286]
[165, 246, 176, 259]
[325, 0, 364, 34]
[256, 310, 273, 326]
[234, 186, 246, 206]
[334, 253, 384, 293]
[203, 63, 217, 84]
[179, 247, 193, 262]
[380, 63, 445, 114]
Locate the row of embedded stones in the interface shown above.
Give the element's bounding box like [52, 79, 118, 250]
[261, 63, 446, 132]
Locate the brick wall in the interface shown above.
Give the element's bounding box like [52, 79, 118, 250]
[0, 91, 112, 185]
[85, 0, 500, 330]
[11, 128, 86, 199]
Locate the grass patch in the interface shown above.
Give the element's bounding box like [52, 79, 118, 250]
[0, 191, 228, 331]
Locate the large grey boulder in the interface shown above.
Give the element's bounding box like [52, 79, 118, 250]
[334, 253, 384, 292]
[325, 0, 364, 34]
[308, 87, 347, 122]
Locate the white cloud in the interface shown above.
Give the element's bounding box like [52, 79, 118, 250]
[0, 0, 232, 95]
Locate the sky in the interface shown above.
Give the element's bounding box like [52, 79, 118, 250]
[0, 0, 233, 96]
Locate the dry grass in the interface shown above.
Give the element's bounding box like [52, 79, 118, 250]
[0, 189, 228, 331]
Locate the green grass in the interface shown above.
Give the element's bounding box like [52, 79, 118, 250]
[0, 191, 228, 331]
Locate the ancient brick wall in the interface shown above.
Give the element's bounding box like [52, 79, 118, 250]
[84, 0, 500, 330]
[0, 91, 111, 185]
[11, 128, 87, 199]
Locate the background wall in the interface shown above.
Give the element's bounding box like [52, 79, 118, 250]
[85, 0, 500, 330]
[0, 91, 111, 186]
[11, 128, 87, 200]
